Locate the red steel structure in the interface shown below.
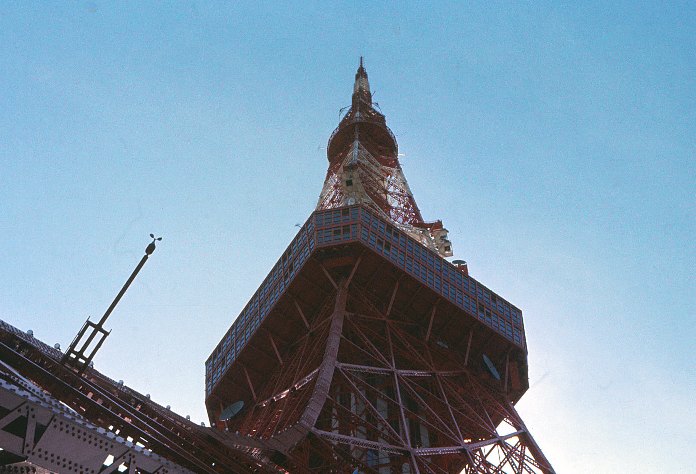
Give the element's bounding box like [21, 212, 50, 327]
[317, 59, 452, 259]
[204, 61, 555, 473]
[0, 60, 554, 474]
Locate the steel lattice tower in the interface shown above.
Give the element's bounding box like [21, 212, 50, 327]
[204, 60, 555, 473]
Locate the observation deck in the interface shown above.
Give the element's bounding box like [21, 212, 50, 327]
[326, 106, 398, 163]
[205, 205, 528, 417]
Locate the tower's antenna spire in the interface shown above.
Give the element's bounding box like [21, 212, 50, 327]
[353, 56, 372, 106]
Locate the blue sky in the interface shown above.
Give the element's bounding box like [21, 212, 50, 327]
[1, 2, 694, 472]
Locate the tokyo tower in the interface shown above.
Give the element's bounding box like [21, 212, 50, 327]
[0, 60, 555, 474]
[204, 59, 556, 473]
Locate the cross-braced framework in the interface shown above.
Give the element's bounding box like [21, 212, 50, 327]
[218, 275, 554, 474]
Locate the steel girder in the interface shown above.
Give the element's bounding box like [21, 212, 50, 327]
[0, 363, 193, 474]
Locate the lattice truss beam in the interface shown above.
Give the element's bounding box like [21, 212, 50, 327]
[226, 278, 554, 474]
[0, 361, 193, 474]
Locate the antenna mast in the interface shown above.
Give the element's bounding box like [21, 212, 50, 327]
[61, 234, 162, 375]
